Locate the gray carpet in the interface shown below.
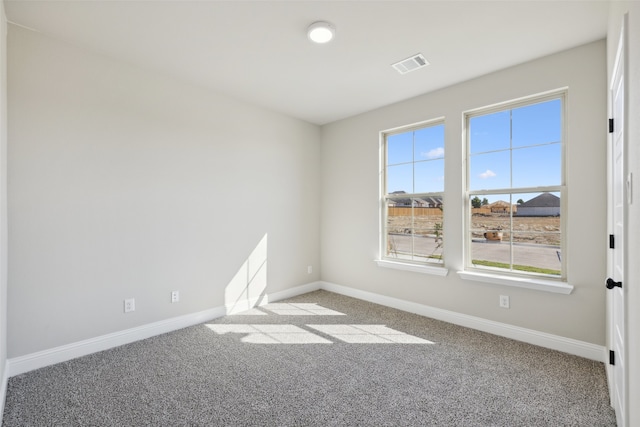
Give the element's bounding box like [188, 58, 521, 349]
[3, 290, 616, 426]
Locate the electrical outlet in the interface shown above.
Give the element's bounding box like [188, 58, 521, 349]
[124, 298, 135, 313]
[499, 295, 510, 309]
[171, 290, 179, 303]
[307, 265, 313, 274]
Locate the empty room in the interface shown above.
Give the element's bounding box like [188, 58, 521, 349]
[0, 1, 638, 426]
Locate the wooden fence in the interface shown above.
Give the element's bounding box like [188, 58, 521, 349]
[388, 207, 443, 217]
[472, 207, 492, 215]
[472, 206, 517, 215]
[388, 207, 516, 216]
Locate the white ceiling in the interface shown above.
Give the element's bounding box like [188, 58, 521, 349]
[4, 0, 609, 125]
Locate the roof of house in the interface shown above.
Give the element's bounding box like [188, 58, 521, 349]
[520, 192, 560, 208]
[421, 197, 443, 206]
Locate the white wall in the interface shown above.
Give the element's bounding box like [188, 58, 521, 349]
[7, 25, 321, 358]
[0, 0, 8, 408]
[321, 41, 607, 345]
[608, 3, 640, 426]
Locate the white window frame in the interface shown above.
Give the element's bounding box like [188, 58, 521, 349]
[377, 118, 448, 276]
[459, 89, 572, 293]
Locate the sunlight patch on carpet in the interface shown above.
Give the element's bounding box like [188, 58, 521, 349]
[205, 323, 433, 344]
[308, 324, 435, 344]
[262, 303, 346, 316]
[205, 324, 332, 344]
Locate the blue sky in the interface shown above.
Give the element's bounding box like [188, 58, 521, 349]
[387, 98, 561, 204]
[387, 124, 444, 194]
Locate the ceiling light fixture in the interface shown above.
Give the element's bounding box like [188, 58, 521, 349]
[307, 21, 335, 44]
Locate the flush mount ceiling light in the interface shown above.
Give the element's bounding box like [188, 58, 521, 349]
[307, 21, 335, 44]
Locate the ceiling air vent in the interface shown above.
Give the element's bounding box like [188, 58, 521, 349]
[391, 53, 429, 75]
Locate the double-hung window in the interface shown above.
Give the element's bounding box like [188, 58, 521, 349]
[464, 91, 566, 279]
[381, 120, 445, 268]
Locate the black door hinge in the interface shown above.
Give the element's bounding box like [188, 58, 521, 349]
[609, 118, 614, 133]
[609, 350, 615, 366]
[610, 234, 615, 249]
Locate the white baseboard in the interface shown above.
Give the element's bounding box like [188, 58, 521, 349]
[225, 295, 267, 316]
[319, 281, 606, 362]
[6, 279, 605, 378]
[6, 282, 323, 377]
[7, 305, 229, 377]
[267, 281, 322, 303]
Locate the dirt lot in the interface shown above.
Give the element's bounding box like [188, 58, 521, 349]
[388, 213, 560, 246]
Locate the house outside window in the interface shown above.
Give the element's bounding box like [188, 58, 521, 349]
[464, 91, 566, 279]
[381, 120, 445, 267]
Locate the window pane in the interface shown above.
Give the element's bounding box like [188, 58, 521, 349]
[512, 236, 561, 276]
[512, 194, 561, 276]
[469, 110, 510, 154]
[471, 244, 509, 270]
[387, 200, 412, 261]
[469, 150, 510, 191]
[414, 125, 445, 161]
[385, 207, 402, 257]
[413, 204, 444, 263]
[387, 132, 413, 165]
[512, 144, 561, 188]
[470, 193, 512, 269]
[415, 159, 444, 193]
[386, 199, 443, 264]
[470, 194, 512, 235]
[386, 201, 412, 259]
[387, 163, 413, 193]
[512, 99, 561, 148]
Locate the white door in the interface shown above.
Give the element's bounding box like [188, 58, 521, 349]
[608, 15, 627, 427]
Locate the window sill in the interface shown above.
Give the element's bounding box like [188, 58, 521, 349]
[375, 259, 449, 276]
[456, 270, 573, 294]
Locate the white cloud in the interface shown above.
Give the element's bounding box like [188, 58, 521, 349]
[422, 147, 444, 159]
[479, 169, 496, 179]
